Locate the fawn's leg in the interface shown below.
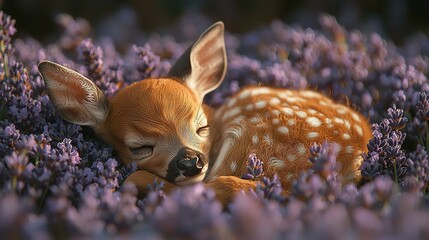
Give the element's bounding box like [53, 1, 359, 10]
[124, 170, 178, 197]
[205, 176, 259, 205]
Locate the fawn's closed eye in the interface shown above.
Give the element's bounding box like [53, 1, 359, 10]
[129, 145, 154, 158]
[197, 126, 210, 137]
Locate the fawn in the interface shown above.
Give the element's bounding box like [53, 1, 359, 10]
[38, 22, 372, 204]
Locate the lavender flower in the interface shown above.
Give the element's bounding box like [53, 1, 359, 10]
[2, 8, 429, 239]
[147, 184, 227, 239]
[387, 104, 408, 130]
[291, 143, 341, 203]
[241, 153, 264, 180]
[79, 38, 104, 81]
[132, 44, 161, 80]
[361, 106, 410, 185]
[253, 174, 285, 203]
[417, 92, 429, 121]
[0, 11, 16, 78]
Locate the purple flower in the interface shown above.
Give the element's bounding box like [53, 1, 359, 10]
[253, 174, 285, 202]
[241, 153, 264, 180]
[3, 8, 429, 239]
[387, 104, 408, 130]
[79, 38, 104, 81]
[132, 44, 160, 80]
[148, 184, 227, 239]
[417, 92, 429, 121]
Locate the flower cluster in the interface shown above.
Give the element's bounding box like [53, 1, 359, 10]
[241, 153, 264, 180]
[1, 10, 429, 239]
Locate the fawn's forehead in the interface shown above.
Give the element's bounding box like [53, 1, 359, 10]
[107, 78, 201, 124]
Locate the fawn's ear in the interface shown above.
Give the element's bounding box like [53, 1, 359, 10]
[169, 21, 227, 102]
[38, 61, 108, 127]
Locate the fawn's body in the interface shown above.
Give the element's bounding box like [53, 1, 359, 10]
[39, 22, 372, 204]
[207, 86, 371, 191]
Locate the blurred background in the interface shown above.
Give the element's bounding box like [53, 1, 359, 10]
[2, 0, 429, 47]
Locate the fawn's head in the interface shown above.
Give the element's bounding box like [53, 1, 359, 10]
[38, 22, 227, 185]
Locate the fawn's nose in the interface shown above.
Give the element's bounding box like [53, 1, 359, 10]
[176, 147, 204, 176]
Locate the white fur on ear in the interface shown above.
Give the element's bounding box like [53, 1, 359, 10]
[38, 61, 108, 127]
[169, 22, 227, 102]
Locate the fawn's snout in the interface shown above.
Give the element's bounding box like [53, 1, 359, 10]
[167, 147, 206, 183]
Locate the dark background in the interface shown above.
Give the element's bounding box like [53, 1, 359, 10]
[2, 0, 429, 46]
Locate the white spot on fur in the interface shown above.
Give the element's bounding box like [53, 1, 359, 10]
[227, 97, 238, 108]
[306, 117, 322, 127]
[288, 119, 296, 126]
[245, 103, 254, 111]
[308, 108, 318, 115]
[269, 157, 285, 168]
[300, 91, 320, 98]
[345, 145, 354, 153]
[277, 126, 289, 134]
[281, 107, 294, 116]
[238, 89, 252, 99]
[272, 118, 280, 124]
[297, 143, 306, 155]
[296, 111, 307, 118]
[250, 116, 262, 124]
[223, 107, 242, 121]
[344, 120, 351, 129]
[334, 117, 344, 124]
[263, 134, 273, 145]
[336, 107, 347, 114]
[272, 110, 280, 116]
[287, 154, 297, 161]
[307, 132, 319, 139]
[230, 161, 238, 172]
[354, 125, 363, 136]
[255, 100, 267, 109]
[252, 135, 259, 144]
[279, 91, 293, 99]
[250, 87, 272, 96]
[269, 97, 281, 106]
[231, 115, 245, 125]
[343, 133, 351, 140]
[287, 97, 305, 103]
[351, 112, 361, 122]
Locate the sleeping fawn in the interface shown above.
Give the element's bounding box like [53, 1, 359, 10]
[38, 22, 372, 204]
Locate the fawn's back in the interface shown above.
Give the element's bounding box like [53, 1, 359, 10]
[38, 21, 372, 201]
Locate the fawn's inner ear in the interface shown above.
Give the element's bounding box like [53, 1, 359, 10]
[168, 22, 227, 103]
[38, 61, 109, 127]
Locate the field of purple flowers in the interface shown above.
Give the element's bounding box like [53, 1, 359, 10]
[1, 10, 429, 239]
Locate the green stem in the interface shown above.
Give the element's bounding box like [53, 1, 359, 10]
[0, 102, 5, 120]
[0, 40, 9, 78]
[393, 158, 398, 185]
[37, 183, 50, 214]
[426, 121, 429, 152]
[11, 176, 17, 190]
[34, 153, 40, 166]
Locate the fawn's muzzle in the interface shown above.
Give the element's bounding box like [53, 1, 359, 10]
[166, 147, 206, 182]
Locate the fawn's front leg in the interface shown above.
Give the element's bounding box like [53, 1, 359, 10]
[205, 176, 259, 205]
[125, 171, 259, 206]
[124, 170, 178, 197]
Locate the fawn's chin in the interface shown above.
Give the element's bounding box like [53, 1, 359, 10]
[175, 171, 207, 186]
